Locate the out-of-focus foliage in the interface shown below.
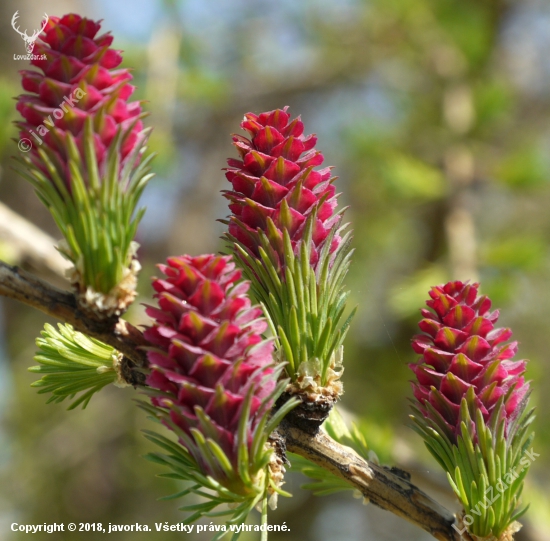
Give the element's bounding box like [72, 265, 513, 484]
[1, 0, 550, 540]
[0, 79, 17, 155]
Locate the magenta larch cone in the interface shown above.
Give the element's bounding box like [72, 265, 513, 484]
[16, 13, 144, 184]
[410, 281, 529, 443]
[144, 254, 279, 492]
[224, 107, 342, 272]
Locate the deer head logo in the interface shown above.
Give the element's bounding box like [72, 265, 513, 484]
[12, 11, 48, 54]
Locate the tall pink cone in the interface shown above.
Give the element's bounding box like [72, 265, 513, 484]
[144, 254, 282, 494]
[224, 107, 343, 272]
[16, 13, 144, 183]
[410, 281, 529, 443]
[409, 282, 535, 540]
[223, 108, 354, 412]
[14, 13, 153, 316]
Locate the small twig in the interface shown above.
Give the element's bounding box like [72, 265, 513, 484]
[278, 419, 463, 541]
[0, 260, 148, 369]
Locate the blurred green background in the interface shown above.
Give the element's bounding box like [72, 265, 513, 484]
[0, 0, 549, 540]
